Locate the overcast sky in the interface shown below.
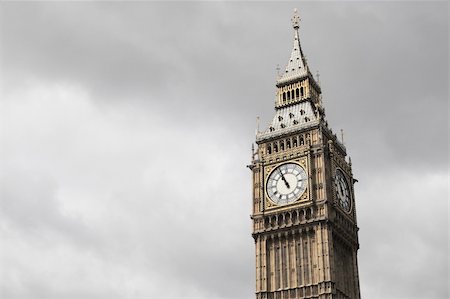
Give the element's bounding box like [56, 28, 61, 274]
[0, 2, 448, 299]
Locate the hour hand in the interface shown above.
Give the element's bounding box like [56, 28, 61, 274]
[278, 169, 290, 189]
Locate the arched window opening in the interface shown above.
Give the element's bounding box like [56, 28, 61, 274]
[296, 88, 300, 98]
[280, 141, 284, 151]
[287, 92, 291, 101]
[286, 139, 291, 148]
[273, 143, 278, 152]
[283, 92, 286, 101]
[285, 213, 291, 225]
[299, 209, 305, 222]
[293, 137, 298, 147]
[271, 216, 276, 226]
[278, 215, 283, 226]
[264, 217, 270, 229]
[300, 137, 305, 145]
[300, 87, 304, 97]
[291, 90, 295, 99]
[306, 208, 312, 220]
[267, 145, 272, 154]
[300, 109, 305, 115]
[292, 211, 298, 224]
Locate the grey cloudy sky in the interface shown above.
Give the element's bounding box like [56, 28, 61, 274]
[0, 2, 448, 299]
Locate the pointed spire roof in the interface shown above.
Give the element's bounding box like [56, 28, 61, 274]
[277, 9, 309, 85]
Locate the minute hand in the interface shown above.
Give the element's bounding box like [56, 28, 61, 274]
[278, 169, 290, 189]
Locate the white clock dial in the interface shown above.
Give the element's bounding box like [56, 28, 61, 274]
[266, 163, 307, 205]
[335, 169, 351, 212]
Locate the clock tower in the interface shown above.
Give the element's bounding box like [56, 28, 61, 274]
[249, 10, 361, 299]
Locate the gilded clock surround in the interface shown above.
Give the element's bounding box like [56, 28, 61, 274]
[249, 10, 361, 299]
[265, 158, 309, 210]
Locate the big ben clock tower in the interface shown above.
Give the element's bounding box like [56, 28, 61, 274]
[249, 10, 361, 299]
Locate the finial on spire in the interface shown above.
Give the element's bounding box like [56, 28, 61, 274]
[292, 8, 300, 30]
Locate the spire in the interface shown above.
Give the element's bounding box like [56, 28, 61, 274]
[277, 8, 309, 85]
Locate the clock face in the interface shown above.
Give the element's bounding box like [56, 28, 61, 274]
[335, 169, 351, 212]
[266, 163, 307, 205]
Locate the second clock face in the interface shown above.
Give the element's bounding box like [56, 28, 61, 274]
[335, 169, 351, 212]
[266, 163, 307, 206]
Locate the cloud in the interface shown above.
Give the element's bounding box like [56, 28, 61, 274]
[0, 81, 253, 298]
[358, 170, 448, 298]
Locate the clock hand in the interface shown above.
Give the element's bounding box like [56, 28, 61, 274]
[278, 169, 290, 189]
[338, 182, 344, 197]
[341, 187, 346, 198]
